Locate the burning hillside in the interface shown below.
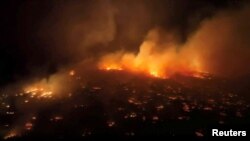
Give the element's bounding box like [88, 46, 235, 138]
[0, 68, 250, 139]
[1, 0, 250, 139]
[98, 29, 205, 79]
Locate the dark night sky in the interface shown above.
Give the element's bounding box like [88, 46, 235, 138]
[0, 0, 247, 86]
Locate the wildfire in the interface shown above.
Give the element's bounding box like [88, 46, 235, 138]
[149, 70, 165, 78]
[105, 66, 123, 71]
[24, 86, 53, 99]
[24, 80, 54, 99]
[98, 29, 206, 79]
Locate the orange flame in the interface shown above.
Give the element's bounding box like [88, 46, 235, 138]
[98, 29, 206, 79]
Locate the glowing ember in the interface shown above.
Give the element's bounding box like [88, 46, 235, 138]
[195, 131, 204, 137]
[107, 121, 116, 127]
[92, 86, 102, 90]
[24, 88, 53, 98]
[168, 96, 177, 100]
[22, 73, 69, 100]
[127, 97, 142, 105]
[24, 85, 53, 99]
[125, 132, 135, 136]
[50, 116, 64, 122]
[129, 112, 137, 118]
[6, 111, 15, 115]
[4, 131, 18, 140]
[152, 116, 159, 121]
[156, 105, 164, 110]
[25, 122, 33, 130]
[203, 107, 213, 111]
[182, 103, 190, 112]
[106, 67, 122, 71]
[69, 70, 75, 76]
[100, 64, 123, 71]
[54, 116, 63, 120]
[38, 91, 53, 98]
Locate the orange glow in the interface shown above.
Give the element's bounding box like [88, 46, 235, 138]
[98, 29, 206, 79]
[24, 81, 54, 99]
[104, 66, 123, 71]
[69, 70, 75, 76]
[4, 131, 19, 140]
[25, 122, 33, 130]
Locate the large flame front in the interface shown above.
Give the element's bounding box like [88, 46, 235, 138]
[98, 29, 206, 79]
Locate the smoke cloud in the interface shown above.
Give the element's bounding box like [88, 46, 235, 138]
[99, 1, 250, 78]
[0, 0, 250, 86]
[185, 4, 250, 77]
